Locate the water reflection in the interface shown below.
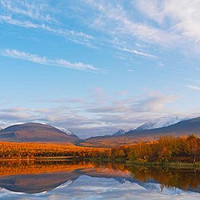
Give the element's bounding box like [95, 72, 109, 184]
[0, 160, 200, 199]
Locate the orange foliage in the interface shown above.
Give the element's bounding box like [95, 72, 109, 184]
[0, 141, 110, 159]
[128, 134, 200, 163]
[1, 134, 200, 163]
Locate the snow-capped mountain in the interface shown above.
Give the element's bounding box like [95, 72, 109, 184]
[0, 123, 79, 143]
[56, 127, 78, 137]
[136, 116, 183, 130]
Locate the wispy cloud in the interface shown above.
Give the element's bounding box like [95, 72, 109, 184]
[0, 0, 95, 47]
[0, 49, 98, 71]
[72, 0, 200, 57]
[1, 0, 159, 58]
[133, 93, 177, 112]
[0, 0, 55, 23]
[87, 92, 177, 114]
[0, 15, 39, 28]
[186, 85, 200, 92]
[0, 0, 161, 58]
[2, 0, 200, 59]
[83, 0, 181, 47]
[0, 15, 95, 47]
[137, 0, 200, 44]
[117, 47, 157, 58]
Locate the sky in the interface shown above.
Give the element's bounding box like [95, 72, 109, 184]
[1, 0, 200, 138]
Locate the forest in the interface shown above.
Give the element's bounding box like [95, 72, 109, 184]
[0, 134, 200, 164]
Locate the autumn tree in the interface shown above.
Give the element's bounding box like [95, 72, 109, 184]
[158, 147, 172, 163]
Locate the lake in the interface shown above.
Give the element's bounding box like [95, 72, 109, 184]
[0, 160, 200, 200]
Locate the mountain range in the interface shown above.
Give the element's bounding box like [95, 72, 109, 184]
[0, 116, 200, 146]
[80, 116, 200, 146]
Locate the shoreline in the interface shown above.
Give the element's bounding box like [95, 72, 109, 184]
[126, 161, 200, 169]
[0, 157, 200, 170]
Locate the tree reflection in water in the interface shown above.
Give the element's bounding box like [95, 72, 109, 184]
[0, 160, 200, 194]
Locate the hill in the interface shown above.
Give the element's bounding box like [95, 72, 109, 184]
[0, 123, 79, 144]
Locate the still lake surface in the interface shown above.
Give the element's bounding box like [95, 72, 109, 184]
[0, 160, 200, 200]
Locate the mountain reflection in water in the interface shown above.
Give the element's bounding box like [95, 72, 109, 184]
[0, 161, 200, 199]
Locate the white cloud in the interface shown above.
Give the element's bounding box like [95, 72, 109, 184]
[186, 85, 200, 92]
[0, 90, 180, 138]
[0, 15, 38, 28]
[2, 0, 200, 58]
[118, 47, 156, 58]
[137, 0, 200, 43]
[0, 49, 98, 71]
[0, 0, 175, 58]
[134, 93, 177, 112]
[0, 15, 95, 47]
[73, 0, 200, 57]
[84, 0, 181, 47]
[0, 0, 55, 22]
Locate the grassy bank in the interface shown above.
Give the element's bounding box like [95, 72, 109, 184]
[127, 160, 200, 169]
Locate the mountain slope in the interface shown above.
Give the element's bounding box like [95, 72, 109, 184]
[136, 116, 182, 130]
[113, 129, 127, 136]
[81, 116, 200, 147]
[126, 116, 200, 136]
[0, 123, 79, 144]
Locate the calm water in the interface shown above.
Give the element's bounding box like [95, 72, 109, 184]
[0, 161, 200, 200]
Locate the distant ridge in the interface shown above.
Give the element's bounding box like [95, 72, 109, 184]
[81, 116, 200, 147]
[0, 123, 79, 144]
[2, 116, 200, 147]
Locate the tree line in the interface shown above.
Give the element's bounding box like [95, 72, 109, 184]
[126, 134, 200, 163]
[1, 135, 200, 163]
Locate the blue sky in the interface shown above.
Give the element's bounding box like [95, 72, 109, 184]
[1, 0, 200, 138]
